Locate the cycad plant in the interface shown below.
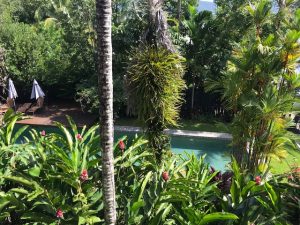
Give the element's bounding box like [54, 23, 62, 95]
[206, 0, 300, 171]
[126, 46, 186, 161]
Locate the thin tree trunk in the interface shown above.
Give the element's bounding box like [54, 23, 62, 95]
[95, 0, 116, 224]
[191, 82, 195, 111]
[177, 0, 181, 20]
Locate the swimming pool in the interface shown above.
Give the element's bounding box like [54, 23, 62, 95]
[15, 124, 232, 171]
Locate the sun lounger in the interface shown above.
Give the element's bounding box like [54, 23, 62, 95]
[17, 103, 32, 113]
[0, 98, 15, 114]
[27, 97, 44, 115]
[0, 104, 8, 114]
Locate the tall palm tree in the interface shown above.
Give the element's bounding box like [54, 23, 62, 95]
[95, 0, 116, 224]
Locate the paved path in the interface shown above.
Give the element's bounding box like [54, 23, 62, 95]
[115, 125, 232, 140]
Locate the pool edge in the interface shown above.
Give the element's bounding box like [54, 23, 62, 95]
[115, 125, 232, 140]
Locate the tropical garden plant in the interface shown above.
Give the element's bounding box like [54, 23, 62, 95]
[206, 0, 300, 172]
[126, 0, 187, 162]
[0, 111, 243, 225]
[126, 46, 186, 162]
[214, 158, 287, 224]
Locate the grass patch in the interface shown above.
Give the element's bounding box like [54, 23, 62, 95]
[175, 119, 230, 133]
[270, 148, 300, 174]
[270, 131, 300, 174]
[115, 117, 230, 133]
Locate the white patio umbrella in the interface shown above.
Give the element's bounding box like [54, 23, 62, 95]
[8, 78, 18, 99]
[30, 79, 45, 99]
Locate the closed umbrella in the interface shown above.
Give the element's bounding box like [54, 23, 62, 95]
[30, 79, 45, 99]
[8, 78, 18, 99]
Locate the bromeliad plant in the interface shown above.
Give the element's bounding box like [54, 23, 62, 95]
[126, 46, 186, 162]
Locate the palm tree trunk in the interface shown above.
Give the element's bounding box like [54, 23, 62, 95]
[95, 0, 116, 224]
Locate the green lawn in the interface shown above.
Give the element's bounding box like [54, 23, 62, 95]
[115, 117, 230, 133]
[270, 131, 300, 174]
[270, 148, 300, 174]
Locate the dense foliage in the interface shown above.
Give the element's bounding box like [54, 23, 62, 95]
[0, 0, 94, 98]
[207, 0, 300, 171]
[1, 111, 299, 224]
[0, 0, 248, 117]
[0, 0, 299, 223]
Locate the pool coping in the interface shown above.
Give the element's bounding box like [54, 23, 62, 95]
[115, 125, 232, 140]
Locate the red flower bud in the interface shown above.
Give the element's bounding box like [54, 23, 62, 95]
[76, 134, 83, 141]
[40, 130, 46, 136]
[56, 208, 63, 219]
[255, 176, 261, 185]
[293, 167, 300, 173]
[80, 169, 88, 182]
[162, 171, 169, 182]
[119, 140, 125, 152]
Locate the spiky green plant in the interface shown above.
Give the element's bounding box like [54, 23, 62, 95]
[126, 45, 186, 161]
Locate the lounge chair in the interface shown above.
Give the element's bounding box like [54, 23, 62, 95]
[0, 104, 8, 114]
[27, 97, 44, 115]
[7, 97, 14, 108]
[0, 98, 15, 114]
[17, 103, 32, 113]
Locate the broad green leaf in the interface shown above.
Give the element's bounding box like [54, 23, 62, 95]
[28, 166, 41, 177]
[264, 182, 279, 210]
[199, 212, 239, 225]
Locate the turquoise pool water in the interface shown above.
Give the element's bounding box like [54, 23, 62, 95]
[115, 131, 231, 171]
[15, 125, 231, 171]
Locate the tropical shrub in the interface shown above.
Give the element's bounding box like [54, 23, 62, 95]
[1, 111, 296, 224]
[0, 116, 103, 224]
[207, 0, 300, 171]
[0, 109, 28, 146]
[214, 158, 287, 225]
[0, 111, 242, 224]
[273, 166, 300, 225]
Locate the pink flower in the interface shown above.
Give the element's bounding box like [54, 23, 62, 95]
[162, 171, 169, 182]
[119, 140, 125, 152]
[255, 176, 261, 185]
[56, 208, 63, 219]
[40, 130, 46, 136]
[80, 169, 88, 182]
[76, 134, 83, 141]
[287, 175, 294, 181]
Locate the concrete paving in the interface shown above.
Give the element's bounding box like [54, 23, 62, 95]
[115, 125, 232, 140]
